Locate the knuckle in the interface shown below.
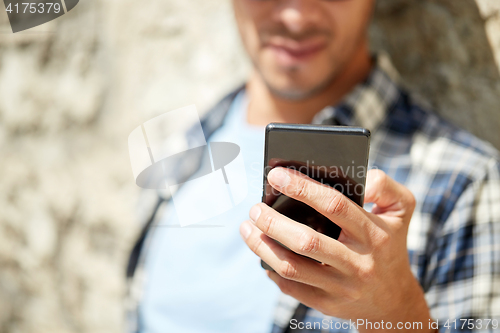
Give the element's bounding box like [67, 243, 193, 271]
[278, 258, 299, 280]
[297, 231, 320, 255]
[357, 260, 376, 283]
[325, 194, 348, 216]
[372, 229, 390, 248]
[261, 213, 276, 235]
[249, 236, 264, 255]
[294, 178, 309, 198]
[343, 288, 363, 303]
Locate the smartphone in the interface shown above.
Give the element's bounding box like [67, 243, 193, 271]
[261, 123, 370, 270]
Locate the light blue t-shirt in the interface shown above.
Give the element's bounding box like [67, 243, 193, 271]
[140, 91, 281, 333]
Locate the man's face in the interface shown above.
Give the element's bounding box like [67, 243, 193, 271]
[233, 0, 374, 100]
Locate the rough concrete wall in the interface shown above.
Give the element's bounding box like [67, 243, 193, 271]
[370, 0, 500, 149]
[0, 2, 135, 333]
[0, 1, 249, 332]
[0, 1, 498, 333]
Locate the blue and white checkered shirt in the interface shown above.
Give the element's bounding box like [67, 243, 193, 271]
[126, 55, 500, 333]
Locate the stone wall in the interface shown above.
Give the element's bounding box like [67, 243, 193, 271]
[370, 0, 500, 150]
[0, 1, 498, 332]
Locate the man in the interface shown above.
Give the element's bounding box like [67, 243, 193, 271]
[126, 0, 500, 332]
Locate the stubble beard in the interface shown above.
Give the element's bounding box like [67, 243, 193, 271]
[255, 61, 341, 101]
[252, 24, 339, 101]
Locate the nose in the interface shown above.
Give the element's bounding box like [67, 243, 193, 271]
[276, 0, 322, 34]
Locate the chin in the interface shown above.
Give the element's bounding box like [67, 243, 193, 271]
[265, 75, 334, 101]
[261, 66, 335, 100]
[267, 85, 317, 100]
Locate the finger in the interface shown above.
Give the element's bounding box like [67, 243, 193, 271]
[364, 169, 416, 219]
[249, 203, 355, 273]
[267, 167, 373, 240]
[266, 270, 332, 315]
[240, 220, 343, 288]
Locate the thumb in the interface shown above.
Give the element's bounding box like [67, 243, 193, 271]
[364, 169, 416, 219]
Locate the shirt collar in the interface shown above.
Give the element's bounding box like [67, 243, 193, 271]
[311, 53, 402, 133]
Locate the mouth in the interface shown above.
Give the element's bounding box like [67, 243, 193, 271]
[264, 36, 327, 66]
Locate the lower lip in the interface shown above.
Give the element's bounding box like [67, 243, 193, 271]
[266, 44, 325, 66]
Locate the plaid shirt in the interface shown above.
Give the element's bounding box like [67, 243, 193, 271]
[126, 55, 500, 333]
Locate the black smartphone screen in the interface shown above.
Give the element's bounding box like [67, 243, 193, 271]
[261, 123, 370, 269]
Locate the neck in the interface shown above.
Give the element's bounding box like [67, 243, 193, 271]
[246, 42, 372, 126]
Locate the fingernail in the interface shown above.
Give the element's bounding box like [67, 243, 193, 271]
[269, 168, 291, 188]
[249, 205, 261, 223]
[240, 221, 252, 240]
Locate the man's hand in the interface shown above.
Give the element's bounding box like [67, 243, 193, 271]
[240, 167, 435, 332]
